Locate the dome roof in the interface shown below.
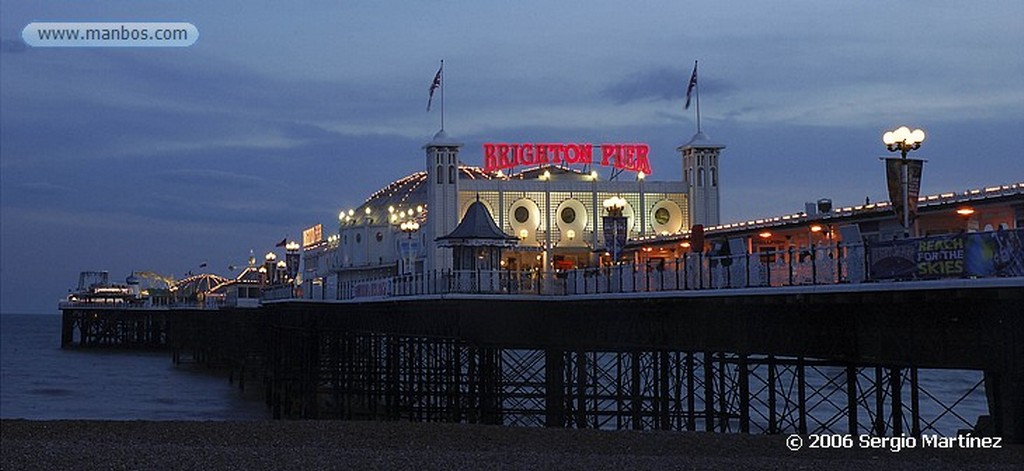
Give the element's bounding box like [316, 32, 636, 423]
[170, 273, 230, 298]
[340, 166, 493, 226]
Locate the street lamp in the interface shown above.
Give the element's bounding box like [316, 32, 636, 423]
[882, 126, 926, 237]
[400, 220, 420, 237]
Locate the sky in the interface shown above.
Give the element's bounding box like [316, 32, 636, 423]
[2, 1, 1022, 313]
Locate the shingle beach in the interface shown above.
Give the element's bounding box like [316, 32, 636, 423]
[2, 420, 1021, 470]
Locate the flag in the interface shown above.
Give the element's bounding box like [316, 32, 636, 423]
[427, 62, 442, 111]
[684, 61, 698, 110]
[275, 238, 287, 247]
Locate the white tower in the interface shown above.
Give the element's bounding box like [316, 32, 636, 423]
[424, 129, 462, 272]
[679, 132, 725, 227]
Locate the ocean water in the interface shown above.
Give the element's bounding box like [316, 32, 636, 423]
[0, 313, 987, 434]
[0, 313, 269, 420]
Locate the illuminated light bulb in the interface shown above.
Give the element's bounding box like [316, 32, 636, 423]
[882, 131, 895, 145]
[911, 128, 925, 143]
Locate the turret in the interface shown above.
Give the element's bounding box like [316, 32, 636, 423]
[423, 129, 463, 272]
[679, 132, 725, 227]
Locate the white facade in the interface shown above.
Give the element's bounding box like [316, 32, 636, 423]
[302, 128, 725, 285]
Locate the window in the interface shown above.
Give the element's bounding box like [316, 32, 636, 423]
[437, 166, 443, 184]
[698, 168, 705, 187]
[449, 165, 456, 184]
[654, 208, 670, 225]
[514, 206, 530, 223]
[711, 167, 717, 186]
[560, 207, 576, 224]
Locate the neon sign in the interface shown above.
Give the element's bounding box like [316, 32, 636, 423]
[483, 142, 652, 175]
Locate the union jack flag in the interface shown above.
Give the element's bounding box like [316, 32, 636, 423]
[685, 61, 698, 110]
[427, 63, 442, 111]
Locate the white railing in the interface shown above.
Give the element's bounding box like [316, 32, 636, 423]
[332, 242, 870, 300]
[325, 227, 1024, 301]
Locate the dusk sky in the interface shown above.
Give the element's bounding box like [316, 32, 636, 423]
[2, 1, 1022, 313]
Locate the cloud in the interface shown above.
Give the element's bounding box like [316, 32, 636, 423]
[603, 67, 737, 105]
[151, 169, 268, 189]
[16, 181, 74, 194]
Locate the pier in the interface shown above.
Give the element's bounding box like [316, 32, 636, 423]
[61, 273, 1024, 443]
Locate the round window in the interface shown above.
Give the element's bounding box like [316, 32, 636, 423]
[560, 207, 576, 224]
[376, 232, 383, 242]
[655, 208, 671, 225]
[514, 206, 530, 223]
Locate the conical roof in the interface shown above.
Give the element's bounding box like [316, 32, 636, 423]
[437, 200, 518, 247]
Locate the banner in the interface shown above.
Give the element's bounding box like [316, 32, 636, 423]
[602, 215, 628, 259]
[353, 279, 391, 298]
[965, 229, 1024, 277]
[869, 229, 1023, 280]
[884, 158, 924, 228]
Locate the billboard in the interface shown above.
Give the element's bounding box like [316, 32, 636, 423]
[868, 229, 1023, 280]
[302, 224, 323, 248]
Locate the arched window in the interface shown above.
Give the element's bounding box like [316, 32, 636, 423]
[698, 168, 705, 187]
[711, 167, 718, 187]
[448, 165, 456, 184]
[436, 166, 443, 184]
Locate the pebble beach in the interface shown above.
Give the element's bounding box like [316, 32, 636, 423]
[2, 420, 1021, 470]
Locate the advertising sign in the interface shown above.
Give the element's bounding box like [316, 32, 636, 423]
[302, 224, 323, 248]
[869, 229, 1023, 280]
[353, 279, 391, 298]
[966, 229, 1024, 277]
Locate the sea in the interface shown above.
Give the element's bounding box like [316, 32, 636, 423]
[0, 313, 988, 435]
[0, 313, 269, 420]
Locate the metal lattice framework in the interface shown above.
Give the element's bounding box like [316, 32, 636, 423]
[262, 326, 989, 438]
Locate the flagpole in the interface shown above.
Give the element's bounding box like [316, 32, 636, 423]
[440, 60, 445, 131]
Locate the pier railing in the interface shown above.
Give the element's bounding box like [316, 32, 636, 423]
[339, 242, 862, 299]
[326, 229, 1024, 300]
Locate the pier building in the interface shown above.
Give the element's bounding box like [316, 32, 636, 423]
[301, 128, 724, 295]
